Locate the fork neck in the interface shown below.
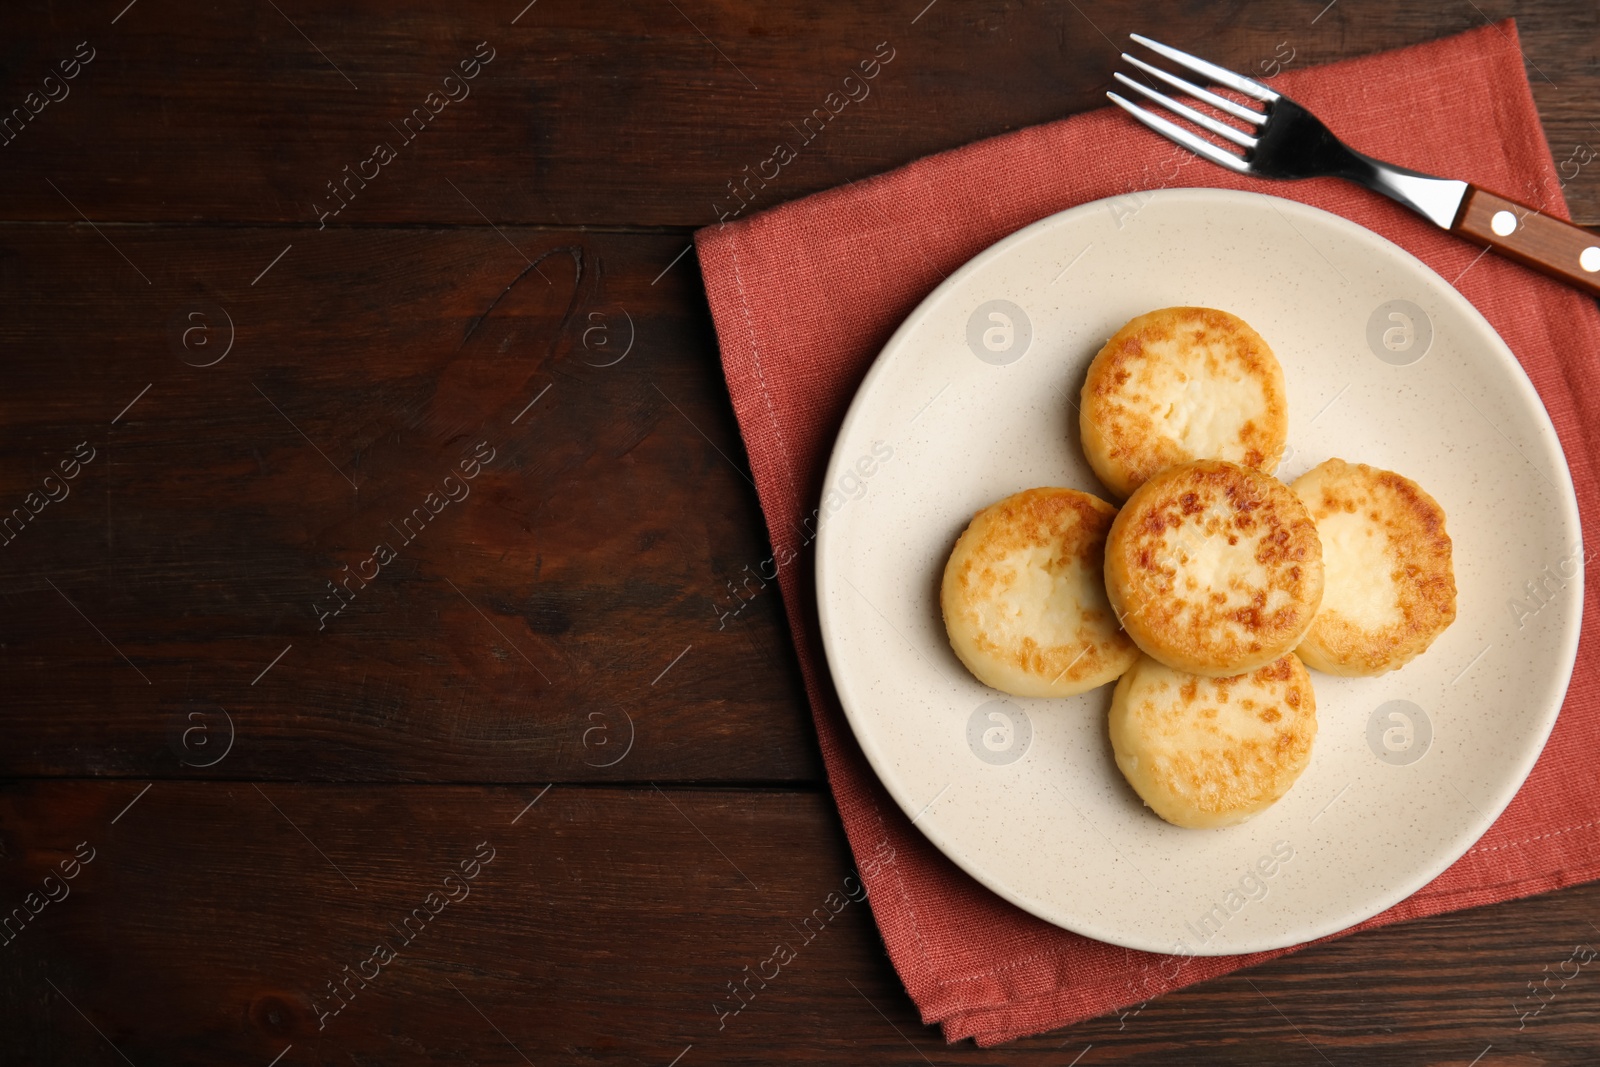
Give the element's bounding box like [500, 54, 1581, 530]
[1339, 148, 1470, 229]
[1269, 98, 1467, 229]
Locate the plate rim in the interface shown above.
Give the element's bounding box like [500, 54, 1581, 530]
[813, 186, 1584, 955]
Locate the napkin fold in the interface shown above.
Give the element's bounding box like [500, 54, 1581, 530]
[696, 20, 1600, 1045]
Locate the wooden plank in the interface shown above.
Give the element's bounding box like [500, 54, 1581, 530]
[0, 225, 818, 782]
[0, 1, 1595, 226]
[3, 781, 1600, 1064]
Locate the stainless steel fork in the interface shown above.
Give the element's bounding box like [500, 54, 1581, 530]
[1108, 34, 1600, 298]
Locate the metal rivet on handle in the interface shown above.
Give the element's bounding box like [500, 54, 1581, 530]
[1490, 210, 1517, 237]
[1581, 246, 1600, 273]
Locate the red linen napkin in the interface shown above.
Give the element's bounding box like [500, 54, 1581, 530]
[696, 20, 1600, 1046]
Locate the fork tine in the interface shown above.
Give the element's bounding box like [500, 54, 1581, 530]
[1120, 53, 1265, 125]
[1128, 33, 1279, 103]
[1106, 92, 1252, 174]
[1112, 73, 1258, 149]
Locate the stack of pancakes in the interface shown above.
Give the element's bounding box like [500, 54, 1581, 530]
[941, 307, 1456, 829]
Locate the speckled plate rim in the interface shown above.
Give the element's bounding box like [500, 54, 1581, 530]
[814, 187, 1582, 955]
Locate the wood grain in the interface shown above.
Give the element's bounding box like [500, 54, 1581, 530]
[1455, 184, 1600, 295]
[0, 224, 817, 783]
[3, 782, 1600, 1066]
[3, 0, 1600, 1061]
[0, 1, 1595, 226]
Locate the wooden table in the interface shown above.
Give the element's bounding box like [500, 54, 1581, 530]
[1, 2, 1596, 1063]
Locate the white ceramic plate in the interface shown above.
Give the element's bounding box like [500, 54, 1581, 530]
[815, 189, 1582, 956]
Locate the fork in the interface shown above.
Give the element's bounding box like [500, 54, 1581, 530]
[1107, 34, 1600, 298]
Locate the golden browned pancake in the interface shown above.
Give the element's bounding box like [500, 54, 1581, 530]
[1104, 460, 1323, 677]
[941, 487, 1140, 696]
[1080, 307, 1288, 499]
[1291, 459, 1456, 676]
[1109, 653, 1317, 828]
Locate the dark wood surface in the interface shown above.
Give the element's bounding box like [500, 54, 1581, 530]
[0, 225, 817, 783]
[2, 1, 1598, 1063]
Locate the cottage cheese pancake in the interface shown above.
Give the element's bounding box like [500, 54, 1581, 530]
[1291, 459, 1456, 676]
[1080, 307, 1288, 499]
[942, 487, 1139, 697]
[1109, 653, 1318, 829]
[1105, 460, 1324, 677]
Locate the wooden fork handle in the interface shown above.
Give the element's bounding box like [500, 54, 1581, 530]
[1452, 186, 1600, 297]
